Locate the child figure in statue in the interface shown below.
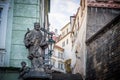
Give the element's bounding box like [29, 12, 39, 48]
[19, 61, 30, 79]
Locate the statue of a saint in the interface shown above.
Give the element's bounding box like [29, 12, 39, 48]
[24, 22, 48, 71]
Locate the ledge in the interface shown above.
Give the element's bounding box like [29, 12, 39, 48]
[0, 67, 20, 72]
[88, 2, 120, 9]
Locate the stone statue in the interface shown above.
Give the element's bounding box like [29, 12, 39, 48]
[19, 61, 30, 79]
[64, 59, 72, 73]
[24, 22, 48, 71]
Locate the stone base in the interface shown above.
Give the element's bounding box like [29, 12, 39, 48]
[23, 71, 51, 80]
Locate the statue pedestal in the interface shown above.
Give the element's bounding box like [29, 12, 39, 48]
[23, 71, 51, 80]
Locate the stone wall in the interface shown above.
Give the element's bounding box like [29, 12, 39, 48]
[87, 7, 120, 40]
[86, 15, 120, 80]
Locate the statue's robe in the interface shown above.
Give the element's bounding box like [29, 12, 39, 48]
[24, 29, 45, 71]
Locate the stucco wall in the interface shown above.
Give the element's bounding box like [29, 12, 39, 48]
[72, 9, 87, 78]
[71, 1, 87, 78]
[51, 47, 65, 73]
[56, 23, 73, 65]
[10, 0, 43, 67]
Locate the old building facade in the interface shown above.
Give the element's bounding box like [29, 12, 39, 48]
[0, 0, 50, 80]
[71, 0, 87, 79]
[53, 22, 75, 73]
[86, 0, 120, 80]
[51, 45, 65, 73]
[56, 22, 74, 66]
[86, 15, 120, 80]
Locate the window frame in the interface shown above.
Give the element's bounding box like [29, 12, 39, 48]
[66, 28, 68, 33]
[58, 52, 64, 59]
[62, 41, 65, 47]
[58, 62, 64, 70]
[0, 3, 9, 49]
[0, 2, 9, 67]
[51, 59, 56, 68]
[66, 39, 68, 44]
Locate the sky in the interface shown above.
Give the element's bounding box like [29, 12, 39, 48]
[49, 0, 80, 34]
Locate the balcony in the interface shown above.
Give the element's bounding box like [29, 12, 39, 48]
[52, 67, 65, 73]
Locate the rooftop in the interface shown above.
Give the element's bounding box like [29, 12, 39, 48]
[88, 0, 120, 9]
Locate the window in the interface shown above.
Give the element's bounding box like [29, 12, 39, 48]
[77, 17, 79, 28]
[58, 52, 60, 58]
[0, 2, 9, 66]
[62, 31, 65, 36]
[58, 52, 64, 59]
[66, 39, 68, 44]
[67, 28, 68, 33]
[0, 8, 3, 20]
[62, 41, 65, 47]
[51, 59, 55, 68]
[61, 53, 63, 59]
[0, 7, 3, 48]
[58, 62, 64, 70]
[61, 63, 64, 70]
[58, 63, 61, 69]
[0, 4, 8, 49]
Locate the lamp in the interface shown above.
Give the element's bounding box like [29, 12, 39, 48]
[48, 33, 55, 57]
[40, 27, 55, 67]
[46, 32, 55, 69]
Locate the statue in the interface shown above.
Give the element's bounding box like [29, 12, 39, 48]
[64, 59, 72, 73]
[19, 61, 30, 79]
[24, 22, 48, 71]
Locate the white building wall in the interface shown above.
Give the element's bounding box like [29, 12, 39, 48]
[71, 1, 87, 79]
[51, 47, 65, 73]
[56, 23, 75, 68]
[72, 14, 87, 75]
